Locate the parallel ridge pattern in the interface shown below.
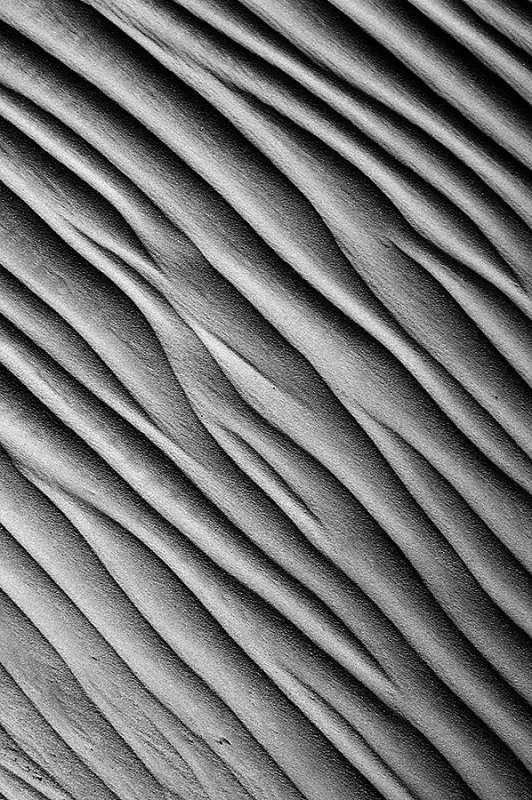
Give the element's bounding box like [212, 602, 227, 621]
[0, 1, 531, 798]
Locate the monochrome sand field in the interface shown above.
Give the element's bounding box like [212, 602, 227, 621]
[0, 1, 531, 798]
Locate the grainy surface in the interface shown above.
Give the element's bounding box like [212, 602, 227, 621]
[0, 1, 531, 798]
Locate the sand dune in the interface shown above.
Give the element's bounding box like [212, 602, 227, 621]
[0, 1, 530, 798]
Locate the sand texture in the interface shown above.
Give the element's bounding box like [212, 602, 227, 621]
[0, 1, 531, 798]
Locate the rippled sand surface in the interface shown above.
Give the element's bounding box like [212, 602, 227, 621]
[0, 2, 531, 798]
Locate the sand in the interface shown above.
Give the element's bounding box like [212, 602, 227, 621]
[0, 1, 530, 798]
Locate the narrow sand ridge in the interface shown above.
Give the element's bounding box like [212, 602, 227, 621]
[0, 1, 530, 798]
